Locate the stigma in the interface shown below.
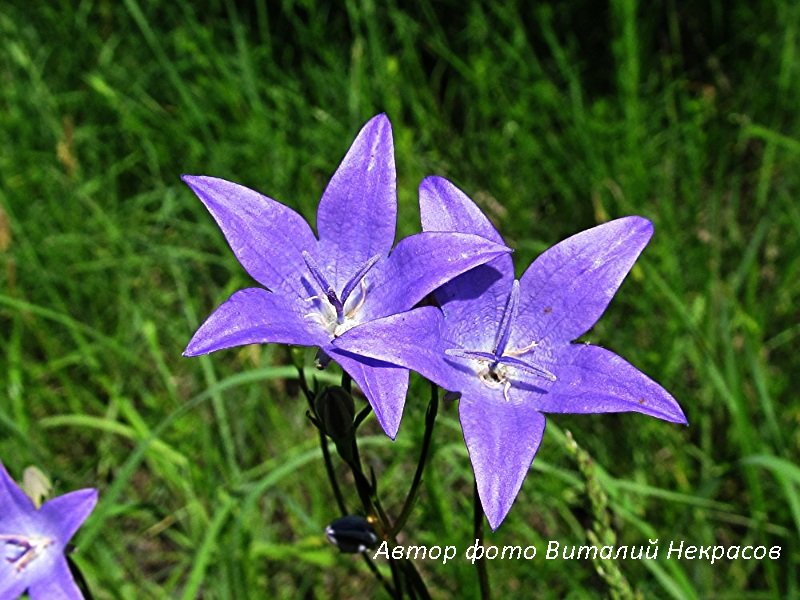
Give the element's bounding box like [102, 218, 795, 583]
[302, 252, 380, 338]
[445, 279, 556, 401]
[2, 534, 53, 573]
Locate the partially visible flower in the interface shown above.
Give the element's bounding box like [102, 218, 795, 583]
[334, 177, 687, 529]
[0, 462, 97, 599]
[182, 115, 509, 438]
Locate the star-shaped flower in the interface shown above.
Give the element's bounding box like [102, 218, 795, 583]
[182, 116, 509, 438]
[333, 177, 687, 529]
[0, 462, 98, 599]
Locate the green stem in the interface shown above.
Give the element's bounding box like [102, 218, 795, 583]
[297, 366, 347, 514]
[473, 480, 491, 599]
[401, 559, 431, 599]
[354, 403, 373, 430]
[336, 372, 431, 598]
[341, 371, 352, 395]
[388, 557, 404, 599]
[338, 370, 375, 510]
[300, 366, 399, 597]
[361, 553, 397, 598]
[319, 429, 348, 515]
[392, 382, 439, 535]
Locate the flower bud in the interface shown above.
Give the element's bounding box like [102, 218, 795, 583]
[325, 515, 379, 553]
[314, 386, 355, 444]
[314, 349, 332, 369]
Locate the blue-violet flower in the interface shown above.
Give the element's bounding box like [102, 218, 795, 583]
[0, 462, 97, 599]
[182, 116, 510, 438]
[333, 177, 687, 528]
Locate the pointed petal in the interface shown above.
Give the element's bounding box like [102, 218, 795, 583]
[331, 351, 409, 439]
[27, 557, 83, 600]
[537, 344, 687, 424]
[419, 176, 505, 245]
[184, 288, 327, 356]
[332, 307, 464, 392]
[182, 175, 317, 298]
[0, 462, 36, 526]
[40, 488, 97, 543]
[317, 115, 396, 289]
[418, 176, 515, 345]
[515, 217, 653, 344]
[460, 394, 546, 531]
[364, 232, 510, 319]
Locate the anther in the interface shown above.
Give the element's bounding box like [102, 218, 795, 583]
[346, 279, 368, 318]
[506, 340, 538, 356]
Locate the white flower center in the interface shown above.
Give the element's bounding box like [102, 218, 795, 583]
[301, 252, 379, 339]
[445, 280, 556, 402]
[1, 534, 53, 573]
[306, 278, 368, 338]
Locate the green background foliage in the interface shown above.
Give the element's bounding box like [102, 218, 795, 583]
[1, 0, 798, 597]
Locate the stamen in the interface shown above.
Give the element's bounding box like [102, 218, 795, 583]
[301, 253, 379, 334]
[340, 254, 381, 306]
[505, 340, 538, 356]
[478, 365, 507, 389]
[502, 380, 512, 402]
[494, 280, 520, 357]
[304, 313, 326, 326]
[346, 279, 368, 318]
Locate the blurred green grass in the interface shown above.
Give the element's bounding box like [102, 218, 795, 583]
[1, 0, 798, 597]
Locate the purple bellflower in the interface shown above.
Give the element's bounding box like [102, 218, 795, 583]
[0, 462, 97, 599]
[333, 177, 687, 529]
[182, 116, 510, 438]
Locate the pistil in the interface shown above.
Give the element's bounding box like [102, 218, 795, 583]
[302, 252, 381, 335]
[2, 534, 53, 573]
[445, 279, 556, 398]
